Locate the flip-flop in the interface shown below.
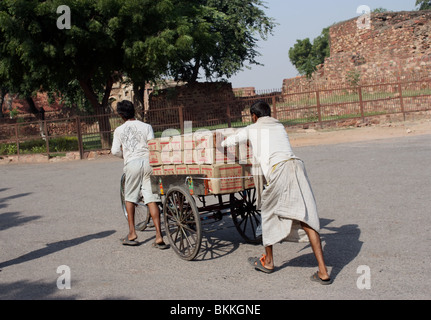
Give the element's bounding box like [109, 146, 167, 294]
[248, 255, 274, 274]
[310, 272, 332, 285]
[152, 241, 169, 250]
[121, 236, 139, 246]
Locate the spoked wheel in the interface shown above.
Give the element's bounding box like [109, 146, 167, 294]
[230, 188, 262, 244]
[163, 186, 202, 261]
[120, 173, 151, 231]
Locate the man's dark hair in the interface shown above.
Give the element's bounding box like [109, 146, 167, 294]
[116, 100, 135, 120]
[250, 101, 271, 118]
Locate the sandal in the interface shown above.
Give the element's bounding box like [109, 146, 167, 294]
[121, 236, 139, 246]
[310, 272, 332, 285]
[248, 255, 274, 274]
[152, 241, 169, 250]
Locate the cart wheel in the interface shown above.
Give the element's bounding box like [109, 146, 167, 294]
[163, 186, 202, 261]
[230, 188, 262, 244]
[120, 173, 151, 231]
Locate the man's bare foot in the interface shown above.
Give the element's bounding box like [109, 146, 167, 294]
[318, 272, 330, 281]
[128, 232, 137, 241]
[264, 257, 274, 270]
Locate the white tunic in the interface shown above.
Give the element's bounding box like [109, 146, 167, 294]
[111, 120, 155, 165]
[221, 116, 320, 246]
[221, 116, 298, 179]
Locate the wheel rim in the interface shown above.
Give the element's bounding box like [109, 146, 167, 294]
[134, 203, 150, 231]
[230, 188, 262, 244]
[163, 187, 201, 260]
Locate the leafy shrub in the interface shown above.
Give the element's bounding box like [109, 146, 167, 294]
[0, 136, 79, 155]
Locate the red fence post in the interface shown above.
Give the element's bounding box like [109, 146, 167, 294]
[316, 90, 323, 128]
[15, 123, 19, 159]
[44, 120, 49, 160]
[272, 95, 278, 119]
[358, 86, 365, 122]
[398, 77, 406, 121]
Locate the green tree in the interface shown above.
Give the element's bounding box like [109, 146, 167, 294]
[289, 27, 330, 78]
[288, 38, 314, 77]
[372, 8, 389, 13]
[416, 0, 431, 10]
[1, 0, 276, 142]
[166, 0, 276, 83]
[0, 0, 189, 146]
[0, 0, 52, 124]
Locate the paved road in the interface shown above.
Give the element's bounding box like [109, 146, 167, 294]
[1, 134, 430, 300]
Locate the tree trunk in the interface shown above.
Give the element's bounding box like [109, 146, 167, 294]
[189, 57, 201, 83]
[133, 83, 145, 121]
[26, 96, 46, 139]
[79, 77, 114, 149]
[0, 89, 6, 119]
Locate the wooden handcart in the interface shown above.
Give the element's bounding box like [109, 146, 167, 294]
[149, 174, 262, 260]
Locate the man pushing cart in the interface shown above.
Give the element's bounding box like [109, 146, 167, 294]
[113, 99, 331, 285]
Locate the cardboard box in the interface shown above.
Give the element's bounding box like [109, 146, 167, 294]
[194, 131, 215, 150]
[149, 150, 162, 166]
[161, 150, 183, 165]
[178, 134, 195, 164]
[200, 164, 243, 194]
[148, 137, 170, 152]
[242, 163, 256, 189]
[187, 165, 201, 176]
[163, 165, 176, 175]
[193, 147, 213, 164]
[183, 148, 194, 164]
[168, 133, 195, 150]
[238, 142, 253, 163]
[194, 128, 239, 165]
[215, 128, 240, 164]
[170, 135, 183, 151]
[150, 129, 241, 166]
[160, 137, 171, 152]
[215, 145, 238, 164]
[148, 139, 159, 151]
[152, 166, 164, 176]
[175, 165, 188, 175]
[193, 145, 238, 165]
[183, 133, 195, 150]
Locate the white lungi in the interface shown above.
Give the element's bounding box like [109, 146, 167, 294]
[260, 159, 320, 247]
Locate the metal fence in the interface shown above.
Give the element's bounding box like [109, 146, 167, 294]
[278, 77, 431, 127]
[1, 77, 430, 160]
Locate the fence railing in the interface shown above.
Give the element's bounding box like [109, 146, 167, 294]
[1, 77, 430, 160]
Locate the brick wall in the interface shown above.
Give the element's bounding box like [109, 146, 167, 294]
[233, 87, 256, 97]
[1, 92, 63, 121]
[283, 11, 431, 93]
[148, 82, 241, 129]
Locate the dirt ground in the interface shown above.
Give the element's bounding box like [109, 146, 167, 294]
[288, 118, 431, 147]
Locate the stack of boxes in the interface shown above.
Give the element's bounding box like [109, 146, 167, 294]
[148, 129, 255, 195]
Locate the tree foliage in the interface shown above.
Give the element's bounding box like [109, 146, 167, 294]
[0, 0, 275, 118]
[1, 0, 187, 145]
[0, 0, 275, 145]
[288, 27, 330, 78]
[372, 8, 389, 13]
[167, 0, 276, 83]
[416, 0, 431, 10]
